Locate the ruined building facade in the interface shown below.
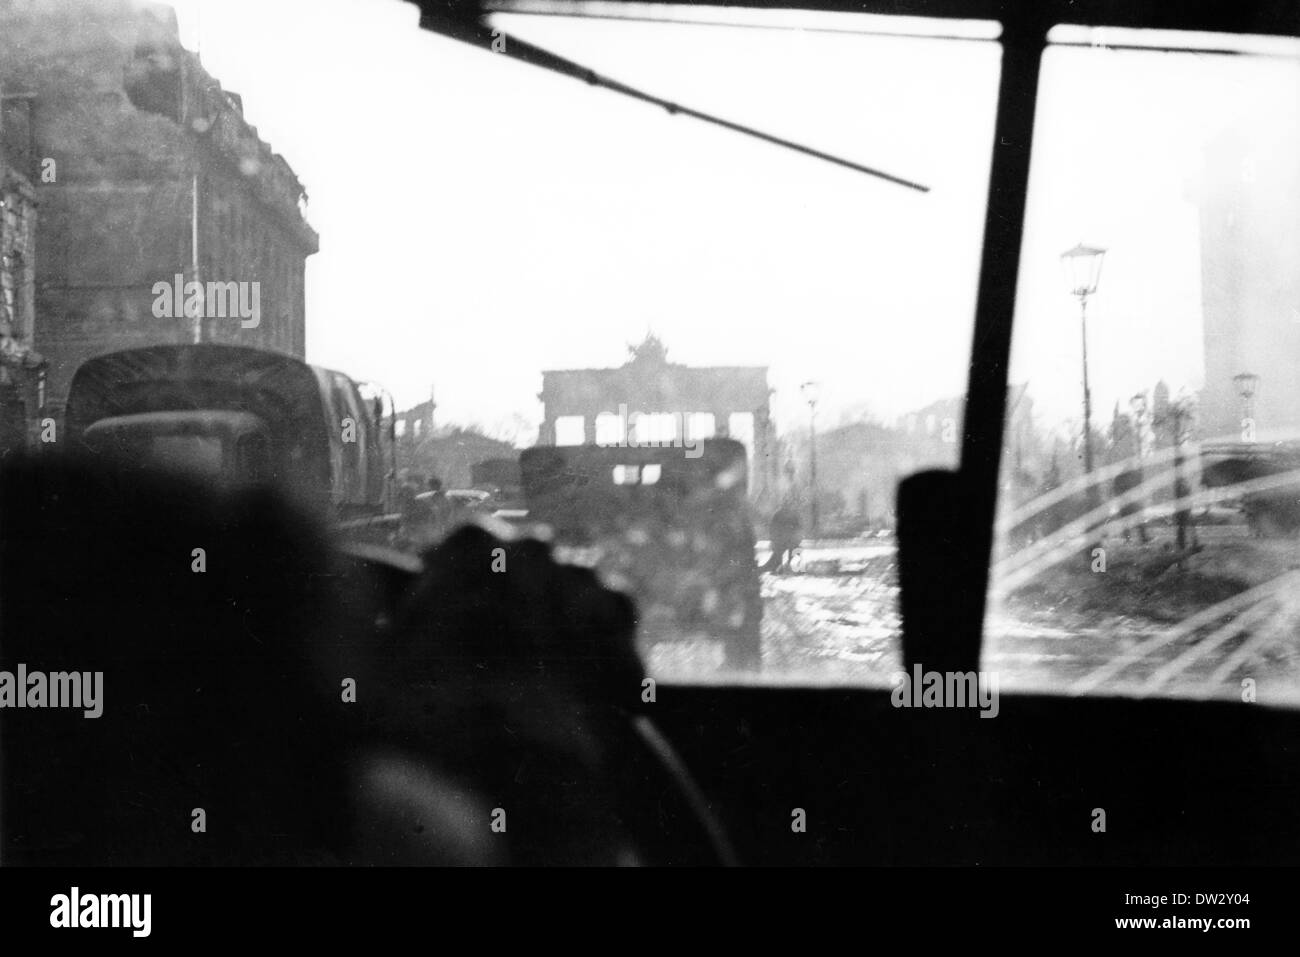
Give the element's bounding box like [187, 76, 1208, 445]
[0, 77, 42, 454]
[0, 0, 319, 421]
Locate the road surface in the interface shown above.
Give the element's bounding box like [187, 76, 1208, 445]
[647, 536, 1300, 704]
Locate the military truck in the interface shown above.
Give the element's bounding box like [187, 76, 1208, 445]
[520, 439, 763, 670]
[64, 344, 396, 526]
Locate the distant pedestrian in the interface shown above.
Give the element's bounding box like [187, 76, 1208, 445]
[423, 476, 460, 541]
[761, 501, 804, 574]
[393, 478, 429, 550]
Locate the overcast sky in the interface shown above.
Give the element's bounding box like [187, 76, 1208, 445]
[165, 0, 1299, 444]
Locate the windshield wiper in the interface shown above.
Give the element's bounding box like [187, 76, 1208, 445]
[419, 8, 930, 192]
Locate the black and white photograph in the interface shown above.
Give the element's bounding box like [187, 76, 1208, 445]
[0, 0, 1296, 938]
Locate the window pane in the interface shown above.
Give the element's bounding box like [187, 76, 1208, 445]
[151, 434, 225, 475]
[985, 35, 1300, 704]
[1, 0, 999, 687]
[475, 11, 1000, 684]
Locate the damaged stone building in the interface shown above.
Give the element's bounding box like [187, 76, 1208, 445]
[0, 0, 319, 422]
[0, 86, 42, 455]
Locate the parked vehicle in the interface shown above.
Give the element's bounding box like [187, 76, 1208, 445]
[520, 439, 763, 670]
[65, 344, 395, 523]
[1201, 440, 1300, 536]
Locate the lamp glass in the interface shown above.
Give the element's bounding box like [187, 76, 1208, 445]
[1233, 372, 1259, 399]
[1060, 243, 1106, 297]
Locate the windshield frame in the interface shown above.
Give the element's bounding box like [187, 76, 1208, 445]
[414, 0, 1300, 683]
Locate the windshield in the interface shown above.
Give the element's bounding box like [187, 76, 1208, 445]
[983, 29, 1300, 705]
[0, 0, 1002, 686]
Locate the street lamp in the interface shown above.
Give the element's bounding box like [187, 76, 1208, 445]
[1233, 371, 1259, 439]
[1128, 391, 1151, 545]
[1060, 243, 1107, 487]
[1152, 392, 1197, 551]
[801, 380, 821, 539]
[184, 108, 219, 345]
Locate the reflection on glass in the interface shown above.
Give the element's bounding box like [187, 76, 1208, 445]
[986, 40, 1300, 704]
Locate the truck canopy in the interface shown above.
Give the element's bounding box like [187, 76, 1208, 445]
[65, 344, 386, 515]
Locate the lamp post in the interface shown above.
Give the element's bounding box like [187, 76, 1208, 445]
[184, 108, 219, 345]
[1060, 243, 1107, 493]
[1128, 392, 1150, 544]
[801, 380, 821, 539]
[1153, 393, 1197, 551]
[1233, 371, 1259, 441]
